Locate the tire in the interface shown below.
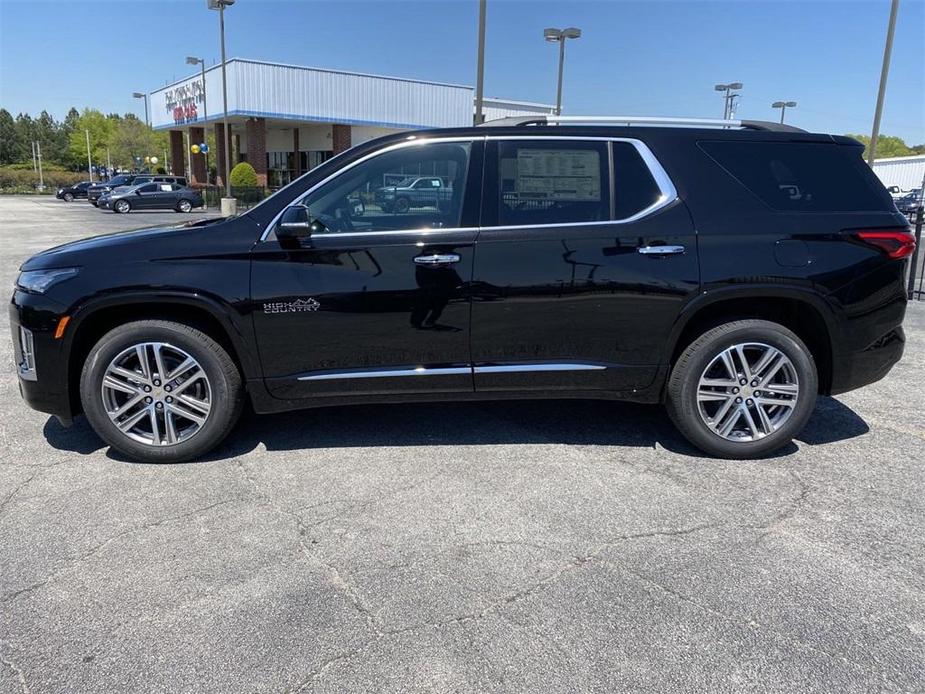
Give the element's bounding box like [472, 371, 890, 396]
[114, 199, 130, 214]
[63, 192, 74, 202]
[90, 201, 99, 207]
[177, 199, 193, 213]
[393, 197, 410, 214]
[666, 319, 817, 459]
[80, 320, 243, 463]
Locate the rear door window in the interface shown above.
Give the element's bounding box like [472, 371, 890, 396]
[497, 140, 610, 226]
[699, 141, 890, 212]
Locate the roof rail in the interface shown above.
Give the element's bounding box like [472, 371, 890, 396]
[477, 115, 806, 133]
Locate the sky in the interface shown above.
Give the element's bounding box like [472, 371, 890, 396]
[0, 0, 923, 143]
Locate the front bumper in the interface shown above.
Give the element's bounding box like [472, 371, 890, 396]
[9, 291, 74, 424]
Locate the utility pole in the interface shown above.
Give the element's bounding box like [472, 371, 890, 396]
[85, 129, 94, 182]
[36, 141, 44, 190]
[473, 0, 487, 125]
[868, 0, 900, 165]
[31, 141, 37, 172]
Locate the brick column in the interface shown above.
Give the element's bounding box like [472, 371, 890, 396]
[214, 123, 227, 187]
[189, 126, 206, 184]
[169, 130, 185, 178]
[293, 128, 301, 177]
[245, 117, 267, 187]
[332, 124, 351, 154]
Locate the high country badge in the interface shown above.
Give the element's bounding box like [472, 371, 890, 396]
[263, 298, 321, 314]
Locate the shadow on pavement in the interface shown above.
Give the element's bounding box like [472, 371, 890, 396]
[42, 395, 869, 464]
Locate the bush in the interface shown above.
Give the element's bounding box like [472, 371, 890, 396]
[229, 162, 258, 187]
[0, 165, 86, 193]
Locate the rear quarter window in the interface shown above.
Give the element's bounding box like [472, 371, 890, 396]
[699, 141, 891, 212]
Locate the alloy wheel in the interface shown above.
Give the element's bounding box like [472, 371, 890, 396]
[696, 342, 799, 442]
[179, 200, 192, 212]
[101, 342, 212, 446]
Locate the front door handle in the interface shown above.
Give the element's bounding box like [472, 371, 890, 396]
[414, 253, 461, 266]
[637, 245, 685, 255]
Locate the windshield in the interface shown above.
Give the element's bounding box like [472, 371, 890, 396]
[107, 175, 131, 186]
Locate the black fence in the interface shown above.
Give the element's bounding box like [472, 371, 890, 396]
[907, 207, 925, 301]
[201, 186, 270, 211]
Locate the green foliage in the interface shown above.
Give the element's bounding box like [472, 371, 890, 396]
[0, 109, 17, 165]
[67, 109, 114, 170]
[845, 133, 916, 160]
[0, 164, 85, 193]
[229, 161, 258, 187]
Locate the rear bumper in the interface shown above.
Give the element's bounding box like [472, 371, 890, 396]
[829, 326, 904, 395]
[9, 292, 74, 424]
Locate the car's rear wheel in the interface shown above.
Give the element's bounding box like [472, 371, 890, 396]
[393, 197, 410, 214]
[63, 192, 74, 202]
[114, 199, 130, 214]
[177, 199, 193, 213]
[80, 320, 243, 463]
[666, 319, 817, 459]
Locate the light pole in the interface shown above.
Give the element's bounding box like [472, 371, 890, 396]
[186, 56, 210, 179]
[208, 0, 234, 200]
[714, 82, 743, 119]
[868, 0, 900, 165]
[85, 129, 93, 182]
[473, 0, 487, 125]
[544, 27, 581, 116]
[772, 100, 797, 124]
[132, 92, 149, 126]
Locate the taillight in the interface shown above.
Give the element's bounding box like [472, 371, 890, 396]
[854, 229, 916, 259]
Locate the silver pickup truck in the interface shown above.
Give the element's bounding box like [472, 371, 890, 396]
[373, 176, 453, 213]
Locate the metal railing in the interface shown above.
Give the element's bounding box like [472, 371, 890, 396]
[907, 207, 924, 301]
[201, 185, 270, 211]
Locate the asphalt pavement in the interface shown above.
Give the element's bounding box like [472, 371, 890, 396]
[0, 195, 923, 693]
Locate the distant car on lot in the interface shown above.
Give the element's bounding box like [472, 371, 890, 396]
[56, 181, 92, 202]
[98, 182, 203, 213]
[87, 174, 188, 206]
[894, 189, 923, 215]
[374, 176, 452, 213]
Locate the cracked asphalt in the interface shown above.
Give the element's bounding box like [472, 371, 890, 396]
[1, 196, 924, 693]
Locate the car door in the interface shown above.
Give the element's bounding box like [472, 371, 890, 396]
[250, 138, 482, 400]
[132, 183, 159, 209]
[470, 137, 700, 394]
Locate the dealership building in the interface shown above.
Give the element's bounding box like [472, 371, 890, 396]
[149, 58, 554, 188]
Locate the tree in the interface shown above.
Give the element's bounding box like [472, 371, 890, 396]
[845, 133, 915, 160]
[109, 115, 154, 169]
[13, 113, 35, 163]
[58, 108, 81, 168]
[0, 109, 18, 165]
[67, 109, 114, 173]
[34, 111, 60, 163]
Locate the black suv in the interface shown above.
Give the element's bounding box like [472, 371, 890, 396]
[87, 175, 188, 206]
[11, 116, 914, 463]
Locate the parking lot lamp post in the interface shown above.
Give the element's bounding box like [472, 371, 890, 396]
[132, 92, 149, 126]
[85, 129, 93, 182]
[186, 56, 210, 178]
[208, 0, 235, 201]
[544, 27, 581, 116]
[772, 101, 797, 124]
[715, 82, 743, 119]
[868, 0, 900, 165]
[474, 0, 487, 125]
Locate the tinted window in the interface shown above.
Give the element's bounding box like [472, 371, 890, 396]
[109, 175, 131, 186]
[296, 141, 472, 233]
[498, 140, 610, 226]
[700, 141, 890, 212]
[138, 184, 158, 193]
[613, 142, 662, 219]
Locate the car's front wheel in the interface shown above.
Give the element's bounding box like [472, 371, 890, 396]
[80, 320, 244, 463]
[63, 192, 74, 202]
[393, 197, 410, 214]
[177, 199, 193, 213]
[113, 199, 130, 214]
[666, 319, 817, 459]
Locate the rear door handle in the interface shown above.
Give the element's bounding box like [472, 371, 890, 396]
[414, 253, 461, 265]
[637, 245, 685, 255]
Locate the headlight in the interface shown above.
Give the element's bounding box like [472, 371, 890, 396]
[16, 268, 79, 294]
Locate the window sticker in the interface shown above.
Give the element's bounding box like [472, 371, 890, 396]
[514, 149, 601, 201]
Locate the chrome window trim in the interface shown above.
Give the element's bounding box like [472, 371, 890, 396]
[296, 362, 607, 381]
[259, 134, 678, 242]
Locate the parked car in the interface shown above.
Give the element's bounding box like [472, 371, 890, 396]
[895, 189, 923, 215]
[374, 176, 453, 213]
[55, 181, 92, 202]
[11, 116, 914, 463]
[98, 182, 203, 213]
[87, 174, 188, 206]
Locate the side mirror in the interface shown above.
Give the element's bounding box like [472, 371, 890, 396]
[277, 206, 315, 246]
[135, 189, 143, 195]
